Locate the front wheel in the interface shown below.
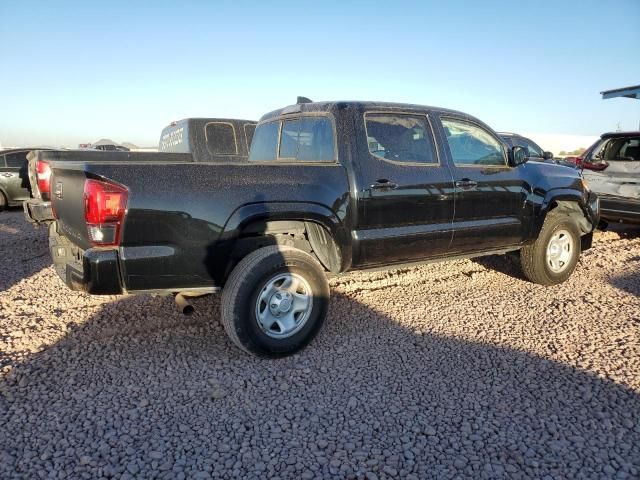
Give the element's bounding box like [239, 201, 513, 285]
[520, 212, 581, 286]
[221, 246, 330, 357]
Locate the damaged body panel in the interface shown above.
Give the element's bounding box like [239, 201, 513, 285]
[581, 132, 640, 224]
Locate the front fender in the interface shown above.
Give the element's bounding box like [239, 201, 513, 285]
[534, 188, 599, 237]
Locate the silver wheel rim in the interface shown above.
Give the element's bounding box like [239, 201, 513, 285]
[546, 229, 574, 273]
[255, 273, 313, 339]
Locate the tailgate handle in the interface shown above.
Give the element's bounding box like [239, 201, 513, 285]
[455, 179, 478, 191]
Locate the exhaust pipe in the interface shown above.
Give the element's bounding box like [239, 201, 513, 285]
[175, 293, 194, 316]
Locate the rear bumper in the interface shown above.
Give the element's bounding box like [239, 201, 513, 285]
[23, 199, 54, 224]
[49, 223, 123, 295]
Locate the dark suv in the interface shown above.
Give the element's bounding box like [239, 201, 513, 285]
[499, 132, 554, 162]
[0, 149, 37, 210]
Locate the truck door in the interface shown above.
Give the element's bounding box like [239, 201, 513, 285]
[2, 152, 31, 202]
[352, 111, 455, 266]
[437, 116, 530, 252]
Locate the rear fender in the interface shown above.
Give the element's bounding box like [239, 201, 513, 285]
[221, 201, 351, 270]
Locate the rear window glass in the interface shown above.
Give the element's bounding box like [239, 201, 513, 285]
[365, 114, 437, 164]
[592, 137, 640, 161]
[205, 122, 237, 155]
[279, 117, 335, 162]
[250, 116, 335, 162]
[5, 152, 27, 168]
[249, 121, 279, 161]
[244, 123, 256, 152]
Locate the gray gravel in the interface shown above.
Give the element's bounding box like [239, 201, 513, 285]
[1, 209, 639, 479]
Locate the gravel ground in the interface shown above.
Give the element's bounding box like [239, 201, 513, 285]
[1, 209, 639, 479]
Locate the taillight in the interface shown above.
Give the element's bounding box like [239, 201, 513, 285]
[83, 179, 128, 246]
[582, 161, 609, 171]
[564, 156, 582, 167]
[36, 160, 52, 200]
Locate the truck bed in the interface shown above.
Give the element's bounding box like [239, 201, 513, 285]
[49, 159, 349, 292]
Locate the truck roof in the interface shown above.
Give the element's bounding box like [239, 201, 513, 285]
[259, 100, 475, 123]
[164, 117, 256, 128]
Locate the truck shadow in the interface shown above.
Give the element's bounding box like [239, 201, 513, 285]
[608, 256, 640, 298]
[470, 253, 525, 281]
[1, 289, 639, 478]
[0, 211, 50, 291]
[605, 223, 640, 240]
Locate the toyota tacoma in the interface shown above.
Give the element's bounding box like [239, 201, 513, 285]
[43, 99, 599, 357]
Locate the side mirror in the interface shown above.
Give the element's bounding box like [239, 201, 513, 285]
[509, 146, 528, 166]
[543, 151, 553, 160]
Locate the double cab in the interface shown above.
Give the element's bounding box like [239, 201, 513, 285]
[44, 100, 599, 356]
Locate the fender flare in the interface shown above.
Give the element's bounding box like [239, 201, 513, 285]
[221, 201, 352, 270]
[535, 189, 595, 236]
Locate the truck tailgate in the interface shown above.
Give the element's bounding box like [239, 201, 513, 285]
[49, 163, 95, 250]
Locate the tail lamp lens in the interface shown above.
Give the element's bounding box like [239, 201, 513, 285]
[583, 161, 609, 171]
[36, 160, 52, 200]
[84, 179, 128, 246]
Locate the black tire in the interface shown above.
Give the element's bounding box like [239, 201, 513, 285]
[520, 212, 581, 286]
[221, 245, 330, 357]
[0, 191, 6, 211]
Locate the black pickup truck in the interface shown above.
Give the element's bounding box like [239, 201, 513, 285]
[23, 117, 256, 223]
[45, 100, 599, 357]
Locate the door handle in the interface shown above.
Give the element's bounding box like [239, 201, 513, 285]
[455, 179, 478, 191]
[370, 180, 398, 191]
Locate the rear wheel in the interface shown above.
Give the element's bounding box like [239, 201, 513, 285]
[221, 245, 329, 357]
[520, 212, 581, 285]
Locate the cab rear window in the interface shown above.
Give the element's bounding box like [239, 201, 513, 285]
[249, 116, 335, 162]
[205, 122, 238, 155]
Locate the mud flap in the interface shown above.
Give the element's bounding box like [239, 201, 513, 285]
[581, 232, 593, 251]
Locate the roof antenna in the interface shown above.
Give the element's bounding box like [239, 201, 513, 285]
[297, 96, 313, 104]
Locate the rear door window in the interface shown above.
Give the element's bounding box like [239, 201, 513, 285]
[365, 113, 437, 164]
[5, 152, 27, 168]
[205, 122, 238, 155]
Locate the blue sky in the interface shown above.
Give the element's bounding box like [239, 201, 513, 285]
[1, 0, 638, 147]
